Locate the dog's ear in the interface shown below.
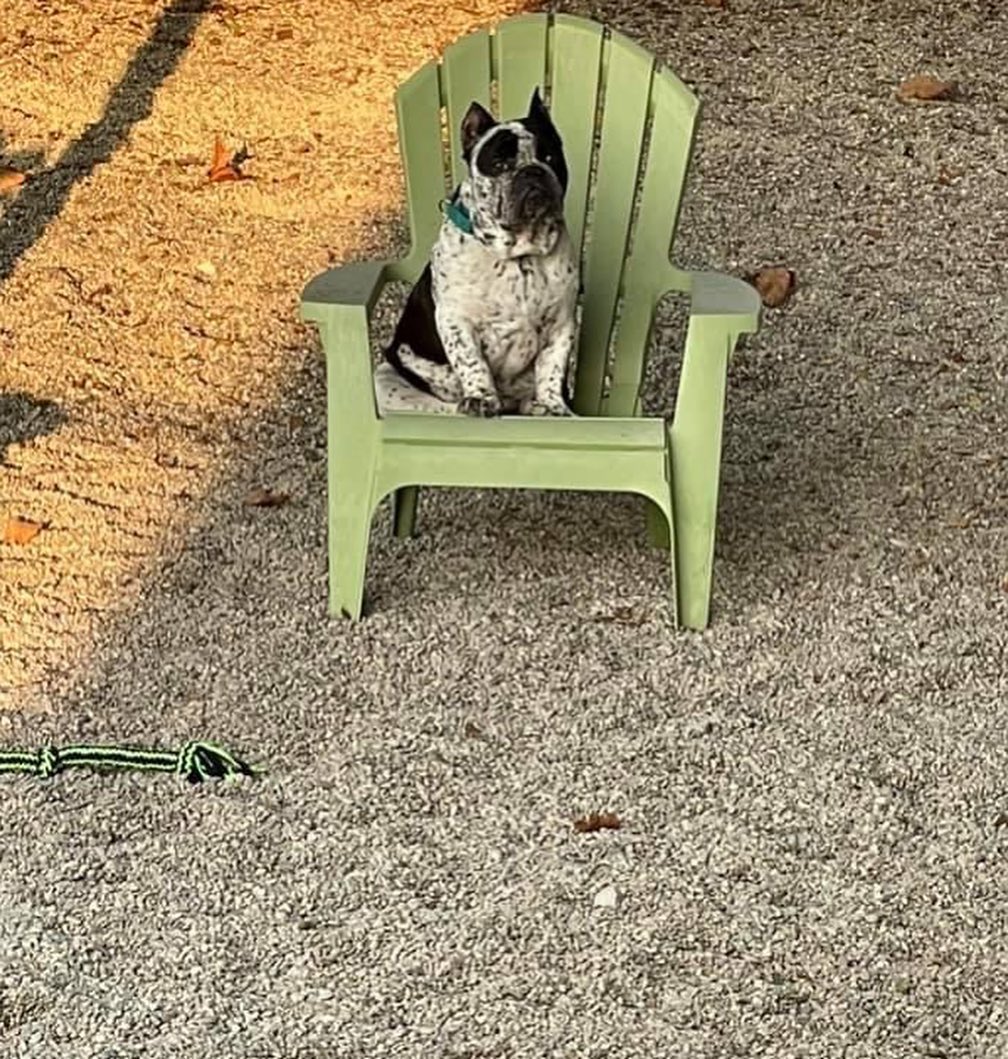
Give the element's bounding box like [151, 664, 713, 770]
[461, 101, 496, 162]
[525, 85, 568, 194]
[527, 86, 549, 122]
[524, 87, 561, 143]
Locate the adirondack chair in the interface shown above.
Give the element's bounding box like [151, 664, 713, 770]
[300, 13, 761, 629]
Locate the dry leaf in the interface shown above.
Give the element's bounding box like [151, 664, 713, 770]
[463, 721, 484, 739]
[897, 75, 958, 103]
[0, 168, 26, 194]
[574, 811, 622, 833]
[275, 26, 294, 40]
[3, 516, 44, 545]
[702, 0, 727, 7]
[209, 136, 231, 176]
[208, 137, 250, 182]
[751, 266, 796, 308]
[937, 166, 965, 186]
[243, 488, 289, 508]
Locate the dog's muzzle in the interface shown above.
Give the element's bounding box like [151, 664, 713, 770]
[511, 164, 563, 227]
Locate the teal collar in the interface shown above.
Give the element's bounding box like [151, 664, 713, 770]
[442, 198, 474, 236]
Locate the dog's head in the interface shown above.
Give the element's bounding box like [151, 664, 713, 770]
[460, 88, 569, 258]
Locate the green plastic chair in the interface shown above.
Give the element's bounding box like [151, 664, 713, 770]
[300, 13, 761, 629]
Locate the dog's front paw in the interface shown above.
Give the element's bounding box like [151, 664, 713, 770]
[520, 396, 572, 417]
[457, 394, 502, 417]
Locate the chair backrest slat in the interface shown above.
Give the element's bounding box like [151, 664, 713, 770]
[605, 69, 700, 416]
[493, 14, 549, 120]
[548, 16, 605, 267]
[393, 61, 447, 282]
[570, 32, 654, 416]
[442, 30, 493, 189]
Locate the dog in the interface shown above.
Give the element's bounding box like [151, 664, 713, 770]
[383, 88, 579, 417]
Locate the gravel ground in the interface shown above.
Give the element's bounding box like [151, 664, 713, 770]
[2, 1, 1008, 1057]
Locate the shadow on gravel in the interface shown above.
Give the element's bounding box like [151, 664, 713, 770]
[0, 392, 67, 465]
[0, 0, 211, 285]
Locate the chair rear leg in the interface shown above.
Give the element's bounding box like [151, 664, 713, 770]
[392, 486, 420, 538]
[645, 498, 670, 549]
[645, 492, 678, 623]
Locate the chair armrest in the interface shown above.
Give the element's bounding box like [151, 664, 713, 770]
[300, 260, 391, 324]
[684, 270, 762, 335]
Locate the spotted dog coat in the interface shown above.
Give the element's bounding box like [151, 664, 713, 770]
[385, 89, 579, 417]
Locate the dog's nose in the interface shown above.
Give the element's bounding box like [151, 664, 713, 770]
[515, 163, 554, 189]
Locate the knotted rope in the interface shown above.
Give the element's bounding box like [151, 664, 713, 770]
[0, 741, 262, 784]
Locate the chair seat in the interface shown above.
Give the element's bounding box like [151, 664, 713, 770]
[374, 363, 667, 451]
[374, 361, 459, 416]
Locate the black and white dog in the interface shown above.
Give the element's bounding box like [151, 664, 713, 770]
[381, 89, 578, 417]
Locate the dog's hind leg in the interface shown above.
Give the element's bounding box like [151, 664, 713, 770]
[396, 346, 464, 403]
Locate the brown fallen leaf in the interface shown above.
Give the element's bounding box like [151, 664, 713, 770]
[937, 166, 965, 186]
[209, 137, 232, 178]
[463, 721, 484, 739]
[702, 0, 727, 7]
[0, 168, 26, 194]
[574, 811, 622, 833]
[897, 75, 958, 104]
[948, 509, 976, 530]
[243, 488, 289, 508]
[751, 266, 796, 308]
[3, 516, 44, 545]
[208, 137, 250, 182]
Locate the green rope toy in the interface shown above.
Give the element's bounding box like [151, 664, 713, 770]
[0, 741, 263, 784]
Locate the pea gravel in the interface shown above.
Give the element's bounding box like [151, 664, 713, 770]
[2, 1, 1008, 1057]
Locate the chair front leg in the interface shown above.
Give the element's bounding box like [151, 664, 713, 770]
[669, 315, 737, 630]
[328, 460, 377, 621]
[314, 304, 382, 620]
